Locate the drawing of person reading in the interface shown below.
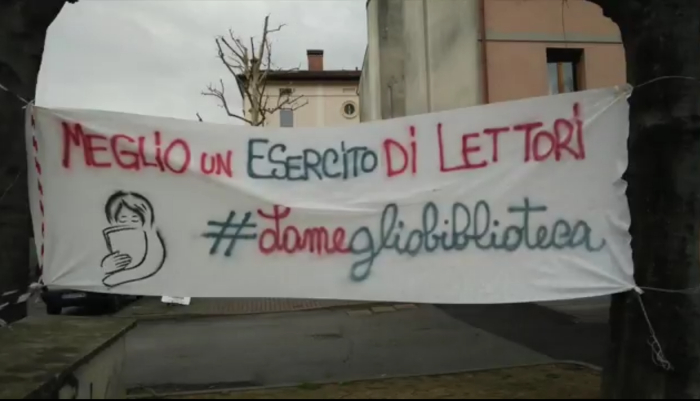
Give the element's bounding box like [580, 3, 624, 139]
[100, 191, 166, 288]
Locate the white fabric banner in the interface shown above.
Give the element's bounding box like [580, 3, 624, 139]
[27, 87, 635, 304]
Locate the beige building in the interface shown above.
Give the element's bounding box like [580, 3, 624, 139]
[238, 50, 361, 128]
[359, 0, 626, 121]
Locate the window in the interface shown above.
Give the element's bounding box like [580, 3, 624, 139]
[279, 109, 294, 127]
[342, 101, 358, 119]
[546, 48, 583, 95]
[279, 88, 294, 96]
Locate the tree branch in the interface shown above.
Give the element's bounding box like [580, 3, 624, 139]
[202, 14, 305, 126]
[201, 79, 254, 125]
[266, 94, 308, 115]
[216, 38, 242, 78]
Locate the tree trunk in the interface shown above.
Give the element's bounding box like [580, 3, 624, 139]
[588, 0, 700, 398]
[0, 0, 67, 324]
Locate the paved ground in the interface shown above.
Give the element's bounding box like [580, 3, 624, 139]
[29, 291, 609, 390]
[115, 297, 375, 320]
[538, 296, 610, 324]
[124, 304, 552, 393]
[437, 297, 610, 367]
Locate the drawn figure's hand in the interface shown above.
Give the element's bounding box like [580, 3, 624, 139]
[101, 252, 132, 273]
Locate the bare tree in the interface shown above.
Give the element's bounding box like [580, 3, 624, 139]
[201, 15, 307, 126]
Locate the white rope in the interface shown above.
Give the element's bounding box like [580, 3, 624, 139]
[638, 285, 700, 295]
[0, 82, 32, 108]
[633, 288, 674, 371]
[0, 81, 33, 208]
[0, 170, 22, 206]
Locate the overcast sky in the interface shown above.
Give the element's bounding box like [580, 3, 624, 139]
[36, 0, 367, 124]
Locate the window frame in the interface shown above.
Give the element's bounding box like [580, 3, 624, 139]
[546, 48, 584, 95]
[279, 108, 294, 127]
[341, 101, 358, 119]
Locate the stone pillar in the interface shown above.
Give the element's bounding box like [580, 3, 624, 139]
[376, 0, 406, 119]
[402, 0, 483, 116]
[363, 0, 406, 121]
[364, 0, 382, 121]
[403, 0, 431, 116]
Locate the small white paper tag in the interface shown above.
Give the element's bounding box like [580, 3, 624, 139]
[161, 296, 191, 306]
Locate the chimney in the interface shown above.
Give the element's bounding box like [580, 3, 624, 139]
[307, 49, 324, 71]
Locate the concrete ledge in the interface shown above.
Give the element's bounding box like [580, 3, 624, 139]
[0, 316, 136, 399]
[115, 297, 385, 322]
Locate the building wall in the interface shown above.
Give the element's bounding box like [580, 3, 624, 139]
[486, 41, 626, 103]
[364, 0, 382, 121]
[359, 48, 374, 122]
[360, 0, 627, 118]
[485, 0, 625, 103]
[400, 0, 428, 117]
[406, 0, 482, 114]
[376, 0, 406, 119]
[363, 0, 404, 122]
[243, 81, 360, 128]
[486, 0, 620, 40]
[364, 0, 482, 118]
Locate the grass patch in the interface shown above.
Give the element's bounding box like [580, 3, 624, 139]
[171, 363, 600, 399]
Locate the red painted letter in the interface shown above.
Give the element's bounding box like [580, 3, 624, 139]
[513, 122, 544, 162]
[163, 139, 191, 174]
[533, 130, 555, 161]
[84, 134, 112, 168]
[438, 123, 467, 173]
[383, 139, 408, 177]
[111, 134, 139, 170]
[62, 122, 84, 168]
[200, 153, 217, 175]
[216, 151, 233, 177]
[461, 133, 488, 169]
[257, 206, 291, 254]
[139, 131, 165, 171]
[482, 127, 511, 163]
[553, 118, 582, 160]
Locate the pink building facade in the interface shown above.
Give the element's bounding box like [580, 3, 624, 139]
[360, 0, 627, 121]
[485, 0, 626, 103]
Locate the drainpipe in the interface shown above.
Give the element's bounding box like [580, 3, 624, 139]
[479, 0, 490, 104]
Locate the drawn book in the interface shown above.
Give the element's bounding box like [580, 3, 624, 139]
[102, 225, 147, 268]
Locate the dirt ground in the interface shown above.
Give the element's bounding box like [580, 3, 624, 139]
[171, 363, 600, 399]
